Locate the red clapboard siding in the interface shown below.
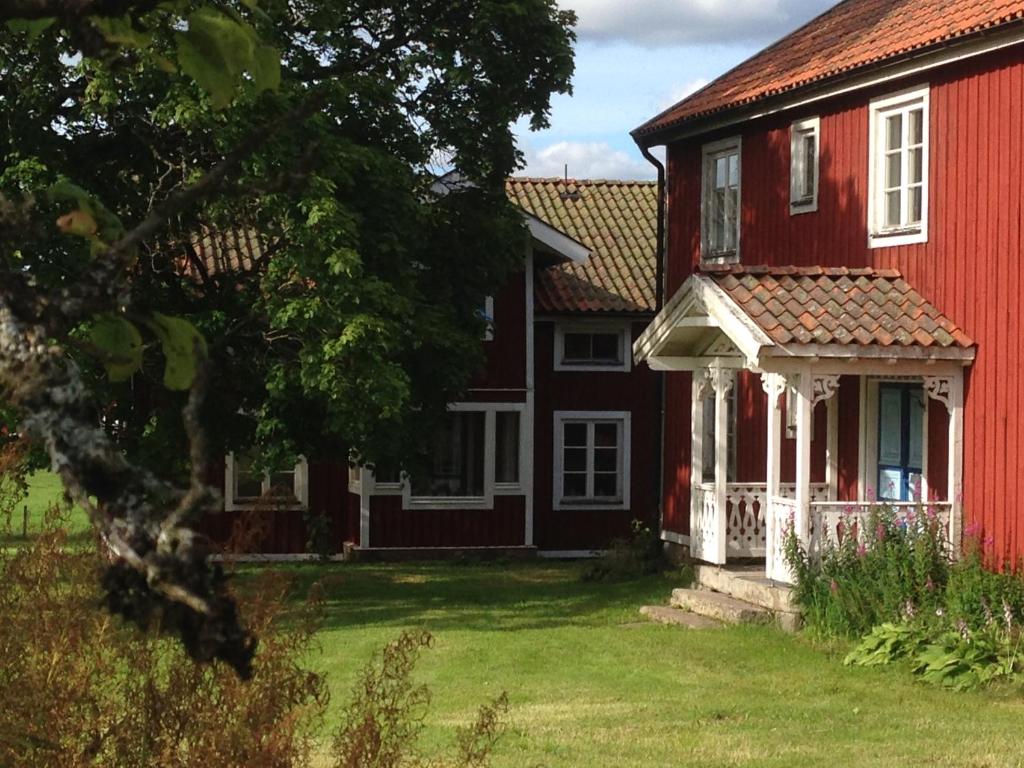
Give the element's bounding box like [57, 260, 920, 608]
[368, 495, 526, 548]
[532, 320, 659, 549]
[472, 272, 527, 391]
[662, 44, 1023, 562]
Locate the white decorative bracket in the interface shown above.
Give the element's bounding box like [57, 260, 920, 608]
[810, 374, 841, 407]
[710, 365, 735, 396]
[694, 368, 713, 400]
[760, 372, 787, 406]
[923, 376, 953, 412]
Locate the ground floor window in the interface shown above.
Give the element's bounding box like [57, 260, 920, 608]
[225, 452, 308, 510]
[411, 411, 486, 498]
[553, 411, 631, 509]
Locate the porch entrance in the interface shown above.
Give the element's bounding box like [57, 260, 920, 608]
[877, 383, 923, 502]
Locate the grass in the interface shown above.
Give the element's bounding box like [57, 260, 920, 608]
[0, 471, 91, 548]
[273, 560, 1024, 768]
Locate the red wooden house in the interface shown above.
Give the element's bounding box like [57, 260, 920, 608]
[632, 0, 1024, 579]
[209, 179, 660, 556]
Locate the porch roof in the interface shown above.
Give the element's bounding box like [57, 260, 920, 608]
[635, 265, 975, 369]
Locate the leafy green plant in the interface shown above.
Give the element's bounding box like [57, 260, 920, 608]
[581, 519, 666, 582]
[843, 621, 930, 667]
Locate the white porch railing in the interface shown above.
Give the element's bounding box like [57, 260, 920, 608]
[809, 501, 954, 558]
[767, 497, 799, 583]
[711, 482, 829, 558]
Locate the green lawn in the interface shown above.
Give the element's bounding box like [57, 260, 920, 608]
[0, 471, 91, 547]
[283, 561, 1024, 768]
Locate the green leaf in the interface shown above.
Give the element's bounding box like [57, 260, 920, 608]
[144, 313, 208, 391]
[48, 179, 125, 243]
[175, 8, 254, 110]
[89, 315, 143, 382]
[251, 44, 281, 93]
[6, 17, 55, 40]
[92, 15, 152, 49]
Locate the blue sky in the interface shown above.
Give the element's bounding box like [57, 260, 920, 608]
[516, 0, 836, 180]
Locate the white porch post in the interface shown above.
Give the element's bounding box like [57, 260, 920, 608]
[826, 394, 839, 501]
[761, 373, 785, 580]
[794, 371, 813, 550]
[924, 373, 965, 551]
[690, 369, 708, 554]
[711, 363, 734, 565]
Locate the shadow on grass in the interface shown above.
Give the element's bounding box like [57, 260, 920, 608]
[244, 561, 681, 634]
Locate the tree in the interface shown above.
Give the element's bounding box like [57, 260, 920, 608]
[0, 0, 575, 675]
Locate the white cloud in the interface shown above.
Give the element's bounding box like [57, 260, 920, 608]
[658, 77, 710, 111]
[563, 0, 832, 48]
[520, 141, 654, 181]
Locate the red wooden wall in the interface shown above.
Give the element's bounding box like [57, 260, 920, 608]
[471, 272, 527, 392]
[662, 46, 1013, 551]
[368, 495, 525, 548]
[533, 319, 659, 549]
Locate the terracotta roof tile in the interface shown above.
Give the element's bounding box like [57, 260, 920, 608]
[506, 178, 657, 314]
[702, 265, 974, 350]
[635, 0, 1024, 139]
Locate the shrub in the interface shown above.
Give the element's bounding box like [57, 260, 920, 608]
[581, 519, 666, 582]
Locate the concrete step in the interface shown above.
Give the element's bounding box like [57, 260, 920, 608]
[639, 605, 723, 629]
[670, 588, 773, 625]
[694, 565, 796, 613]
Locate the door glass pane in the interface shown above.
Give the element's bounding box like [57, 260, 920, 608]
[878, 387, 903, 466]
[879, 467, 903, 501]
[908, 389, 924, 469]
[495, 412, 520, 484]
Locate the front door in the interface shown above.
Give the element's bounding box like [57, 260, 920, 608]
[877, 383, 924, 501]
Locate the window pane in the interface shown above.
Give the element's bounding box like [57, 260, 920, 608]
[702, 396, 716, 484]
[908, 390, 924, 469]
[589, 333, 621, 363]
[885, 152, 901, 189]
[910, 186, 923, 224]
[564, 422, 587, 447]
[563, 473, 587, 497]
[715, 156, 727, 188]
[594, 422, 618, 447]
[727, 187, 739, 249]
[495, 412, 520, 484]
[878, 388, 903, 466]
[885, 190, 901, 227]
[713, 188, 726, 249]
[802, 134, 816, 196]
[234, 455, 264, 500]
[413, 412, 485, 497]
[564, 447, 587, 472]
[563, 333, 591, 361]
[728, 153, 740, 186]
[594, 447, 617, 472]
[886, 114, 902, 151]
[267, 470, 296, 499]
[910, 108, 923, 145]
[910, 147, 923, 184]
[593, 473, 618, 498]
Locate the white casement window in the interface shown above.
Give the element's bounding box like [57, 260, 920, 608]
[868, 86, 929, 247]
[790, 116, 820, 214]
[554, 323, 631, 372]
[404, 403, 524, 508]
[224, 452, 308, 511]
[701, 136, 741, 262]
[553, 411, 631, 510]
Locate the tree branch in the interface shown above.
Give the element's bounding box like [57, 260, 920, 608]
[0, 0, 160, 22]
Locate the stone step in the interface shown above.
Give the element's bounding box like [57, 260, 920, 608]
[639, 605, 723, 629]
[694, 565, 796, 613]
[670, 588, 773, 625]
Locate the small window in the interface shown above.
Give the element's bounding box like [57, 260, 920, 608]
[701, 137, 741, 262]
[790, 117, 819, 213]
[225, 452, 308, 510]
[554, 412, 631, 509]
[495, 411, 520, 485]
[869, 86, 929, 247]
[700, 388, 737, 483]
[480, 296, 494, 341]
[554, 325, 630, 372]
[411, 411, 486, 498]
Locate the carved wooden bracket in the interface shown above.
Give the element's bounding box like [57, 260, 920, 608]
[710, 365, 735, 396]
[810, 374, 841, 406]
[923, 375, 953, 412]
[760, 371, 786, 405]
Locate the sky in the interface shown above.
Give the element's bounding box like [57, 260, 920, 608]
[516, 0, 836, 181]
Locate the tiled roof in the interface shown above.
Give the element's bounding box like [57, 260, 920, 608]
[635, 0, 1024, 140]
[506, 178, 657, 313]
[704, 265, 974, 349]
[175, 228, 265, 282]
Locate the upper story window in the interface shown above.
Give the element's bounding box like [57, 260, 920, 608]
[701, 136, 741, 262]
[554, 323, 631, 372]
[790, 117, 819, 214]
[225, 452, 308, 511]
[868, 86, 929, 248]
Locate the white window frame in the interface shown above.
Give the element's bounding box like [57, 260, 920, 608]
[553, 322, 632, 372]
[700, 135, 742, 263]
[553, 411, 631, 511]
[402, 402, 526, 510]
[224, 452, 309, 511]
[868, 85, 930, 248]
[790, 116, 820, 214]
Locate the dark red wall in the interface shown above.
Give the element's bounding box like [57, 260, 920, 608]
[533, 319, 659, 549]
[368, 495, 525, 547]
[471, 272, 527, 392]
[661, 49, 1008, 540]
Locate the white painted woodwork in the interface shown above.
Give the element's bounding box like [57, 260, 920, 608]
[762, 372, 785, 581]
[690, 372, 709, 562]
[794, 370, 814, 551]
[808, 501, 954, 560]
[712, 364, 734, 564]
